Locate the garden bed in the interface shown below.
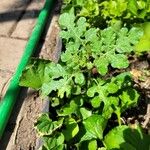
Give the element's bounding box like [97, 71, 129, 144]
[19, 0, 150, 149]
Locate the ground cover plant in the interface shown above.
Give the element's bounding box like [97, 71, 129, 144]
[19, 0, 150, 149]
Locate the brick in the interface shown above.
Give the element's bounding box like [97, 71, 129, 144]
[11, 1, 44, 39]
[0, 37, 26, 97]
[0, 0, 30, 36]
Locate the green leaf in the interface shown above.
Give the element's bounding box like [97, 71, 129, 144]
[59, 11, 86, 44]
[102, 96, 119, 119]
[51, 97, 60, 107]
[19, 59, 52, 89]
[94, 57, 109, 75]
[110, 54, 129, 69]
[127, 0, 138, 15]
[81, 115, 107, 141]
[98, 148, 107, 150]
[35, 114, 64, 136]
[128, 27, 143, 45]
[79, 0, 99, 17]
[85, 28, 99, 43]
[57, 100, 79, 116]
[91, 96, 101, 108]
[106, 83, 119, 94]
[42, 133, 64, 150]
[79, 140, 98, 150]
[87, 86, 98, 97]
[41, 77, 72, 98]
[136, 35, 150, 53]
[119, 88, 139, 112]
[62, 117, 79, 141]
[74, 72, 85, 85]
[135, 22, 150, 54]
[80, 107, 92, 120]
[59, 12, 75, 29]
[88, 140, 97, 150]
[104, 125, 150, 150]
[116, 27, 143, 53]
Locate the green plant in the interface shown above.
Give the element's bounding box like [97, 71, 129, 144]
[104, 125, 150, 150]
[59, 12, 143, 75]
[19, 2, 150, 149]
[19, 13, 142, 150]
[62, 0, 150, 26]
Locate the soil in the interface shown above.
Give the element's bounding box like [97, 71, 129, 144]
[8, 90, 46, 150]
[121, 55, 150, 131]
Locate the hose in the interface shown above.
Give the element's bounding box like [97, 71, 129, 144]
[0, 0, 54, 138]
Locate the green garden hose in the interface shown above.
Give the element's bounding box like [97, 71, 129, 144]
[0, 0, 54, 138]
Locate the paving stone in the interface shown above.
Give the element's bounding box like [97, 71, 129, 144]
[0, 0, 30, 36]
[0, 37, 26, 97]
[11, 1, 44, 39]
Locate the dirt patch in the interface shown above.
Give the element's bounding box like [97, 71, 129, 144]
[9, 91, 44, 150]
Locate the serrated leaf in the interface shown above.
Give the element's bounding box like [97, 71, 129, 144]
[128, 27, 143, 45]
[76, 17, 87, 35]
[81, 115, 107, 141]
[35, 114, 64, 136]
[59, 12, 86, 44]
[41, 79, 64, 97]
[116, 27, 143, 53]
[41, 77, 72, 98]
[62, 118, 79, 141]
[79, 0, 99, 17]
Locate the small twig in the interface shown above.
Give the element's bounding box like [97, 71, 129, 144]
[142, 98, 150, 128]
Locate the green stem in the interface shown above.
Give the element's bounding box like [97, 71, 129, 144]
[116, 110, 121, 126]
